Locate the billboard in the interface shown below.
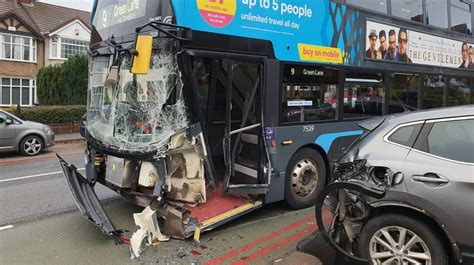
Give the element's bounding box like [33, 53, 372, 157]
[174, 0, 366, 65]
[365, 20, 474, 70]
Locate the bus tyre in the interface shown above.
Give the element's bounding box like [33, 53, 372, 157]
[285, 148, 325, 209]
[359, 214, 448, 265]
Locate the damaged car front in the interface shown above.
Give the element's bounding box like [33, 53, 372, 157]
[315, 116, 411, 263]
[315, 113, 455, 265]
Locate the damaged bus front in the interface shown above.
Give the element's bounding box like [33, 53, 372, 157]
[58, 0, 266, 247]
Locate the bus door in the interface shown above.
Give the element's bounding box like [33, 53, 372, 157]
[191, 56, 270, 195]
[222, 60, 271, 195]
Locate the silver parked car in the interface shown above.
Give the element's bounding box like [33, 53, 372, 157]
[315, 105, 474, 265]
[0, 110, 55, 156]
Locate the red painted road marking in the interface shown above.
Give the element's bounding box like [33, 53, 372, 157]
[205, 215, 315, 265]
[205, 210, 330, 265]
[231, 217, 333, 265]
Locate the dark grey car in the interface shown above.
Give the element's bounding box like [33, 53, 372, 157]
[0, 110, 55, 156]
[315, 105, 474, 265]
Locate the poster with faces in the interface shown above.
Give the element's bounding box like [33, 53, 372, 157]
[365, 20, 406, 62]
[365, 20, 473, 70]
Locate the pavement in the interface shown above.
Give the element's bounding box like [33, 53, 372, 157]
[54, 132, 84, 144]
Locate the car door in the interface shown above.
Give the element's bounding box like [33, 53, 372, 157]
[0, 112, 17, 150]
[403, 116, 474, 249]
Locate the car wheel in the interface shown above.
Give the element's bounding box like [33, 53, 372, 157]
[359, 214, 448, 265]
[285, 148, 326, 209]
[20, 135, 43, 156]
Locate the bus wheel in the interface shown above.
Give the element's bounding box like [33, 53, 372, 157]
[285, 148, 326, 209]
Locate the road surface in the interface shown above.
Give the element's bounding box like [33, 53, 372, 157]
[0, 142, 118, 225]
[0, 143, 326, 264]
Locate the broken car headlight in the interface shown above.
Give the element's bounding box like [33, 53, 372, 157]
[335, 159, 367, 178]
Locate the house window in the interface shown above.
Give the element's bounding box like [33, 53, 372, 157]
[0, 33, 36, 62]
[52, 38, 58, 58]
[0, 77, 36, 106]
[61, 38, 89, 59]
[51, 37, 89, 59]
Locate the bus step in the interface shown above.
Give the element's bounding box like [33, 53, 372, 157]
[198, 200, 263, 232]
[241, 133, 258, 145]
[234, 163, 258, 178]
[227, 184, 269, 195]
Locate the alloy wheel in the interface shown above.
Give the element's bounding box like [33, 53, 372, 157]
[24, 137, 42, 155]
[369, 226, 432, 265]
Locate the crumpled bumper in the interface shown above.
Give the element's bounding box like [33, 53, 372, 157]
[57, 154, 122, 242]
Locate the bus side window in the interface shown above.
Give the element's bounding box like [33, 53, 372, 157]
[281, 65, 338, 124]
[343, 70, 384, 119]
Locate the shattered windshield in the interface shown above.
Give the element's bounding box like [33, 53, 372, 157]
[87, 39, 189, 154]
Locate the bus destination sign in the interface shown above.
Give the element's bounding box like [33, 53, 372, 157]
[97, 0, 148, 30]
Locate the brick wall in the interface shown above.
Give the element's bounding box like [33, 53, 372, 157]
[0, 41, 45, 79]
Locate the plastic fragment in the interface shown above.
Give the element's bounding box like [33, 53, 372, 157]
[130, 229, 147, 259]
[129, 206, 170, 259]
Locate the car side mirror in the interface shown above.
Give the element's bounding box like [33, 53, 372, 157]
[0, 117, 4, 124]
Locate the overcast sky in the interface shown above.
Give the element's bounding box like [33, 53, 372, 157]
[39, 0, 94, 12]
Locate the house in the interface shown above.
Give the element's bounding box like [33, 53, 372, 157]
[0, 0, 90, 106]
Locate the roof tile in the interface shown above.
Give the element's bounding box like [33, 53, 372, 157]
[0, 0, 90, 36]
[0, 0, 41, 35]
[23, 1, 90, 33]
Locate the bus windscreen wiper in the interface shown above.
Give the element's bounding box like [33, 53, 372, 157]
[134, 21, 192, 42]
[91, 35, 133, 58]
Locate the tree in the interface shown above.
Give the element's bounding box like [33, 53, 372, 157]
[37, 65, 62, 105]
[36, 54, 89, 105]
[61, 54, 89, 105]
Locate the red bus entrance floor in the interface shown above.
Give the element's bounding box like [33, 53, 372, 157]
[183, 183, 253, 224]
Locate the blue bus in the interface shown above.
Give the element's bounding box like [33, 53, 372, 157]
[59, 0, 473, 243]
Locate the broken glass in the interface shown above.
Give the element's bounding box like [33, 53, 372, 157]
[87, 39, 189, 154]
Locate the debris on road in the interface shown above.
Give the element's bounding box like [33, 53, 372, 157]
[190, 250, 201, 256]
[130, 206, 170, 258]
[130, 229, 147, 258]
[0, 225, 14, 231]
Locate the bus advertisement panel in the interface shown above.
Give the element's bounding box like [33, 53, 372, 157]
[174, 0, 364, 65]
[366, 20, 474, 70]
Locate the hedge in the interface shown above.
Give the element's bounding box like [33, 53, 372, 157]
[0, 105, 86, 124]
